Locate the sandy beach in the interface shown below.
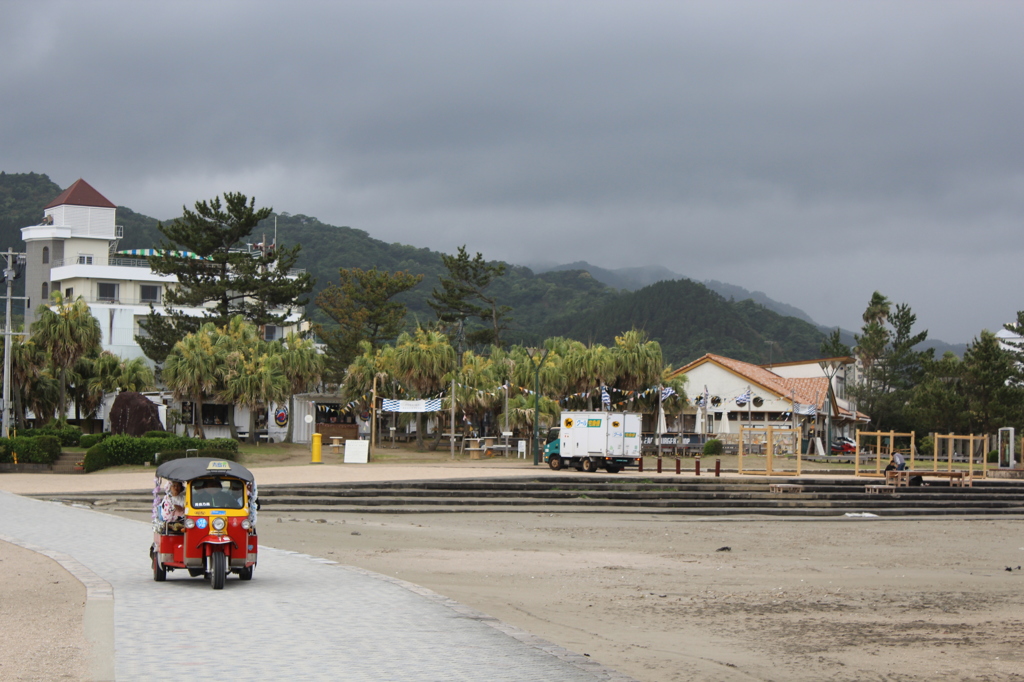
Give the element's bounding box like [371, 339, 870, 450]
[6, 462, 1024, 681]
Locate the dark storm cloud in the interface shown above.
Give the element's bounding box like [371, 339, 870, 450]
[2, 1, 1023, 342]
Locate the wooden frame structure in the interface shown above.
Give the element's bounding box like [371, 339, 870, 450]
[931, 432, 989, 480]
[738, 425, 801, 476]
[855, 430, 916, 477]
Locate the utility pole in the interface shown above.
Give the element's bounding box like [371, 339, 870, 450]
[3, 249, 26, 439]
[527, 346, 551, 466]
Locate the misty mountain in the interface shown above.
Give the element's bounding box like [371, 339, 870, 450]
[2, 171, 965, 363]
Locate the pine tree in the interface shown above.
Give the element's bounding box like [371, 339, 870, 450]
[428, 246, 511, 347]
[313, 267, 422, 382]
[137, 193, 314, 362]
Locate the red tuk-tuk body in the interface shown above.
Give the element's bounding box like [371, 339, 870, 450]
[151, 458, 258, 589]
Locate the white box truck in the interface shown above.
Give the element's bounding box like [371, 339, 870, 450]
[543, 411, 642, 473]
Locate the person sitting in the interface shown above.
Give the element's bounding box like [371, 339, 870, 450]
[892, 450, 906, 471]
[190, 479, 221, 508]
[884, 451, 906, 472]
[161, 481, 186, 532]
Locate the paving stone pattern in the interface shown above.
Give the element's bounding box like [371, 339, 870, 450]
[0, 491, 625, 681]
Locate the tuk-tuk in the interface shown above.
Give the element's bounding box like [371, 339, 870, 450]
[150, 457, 258, 590]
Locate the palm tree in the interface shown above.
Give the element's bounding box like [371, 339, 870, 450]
[392, 328, 455, 450]
[163, 323, 226, 438]
[7, 338, 49, 429]
[280, 331, 324, 443]
[563, 341, 615, 410]
[610, 330, 663, 403]
[30, 293, 102, 422]
[220, 342, 289, 444]
[500, 393, 559, 454]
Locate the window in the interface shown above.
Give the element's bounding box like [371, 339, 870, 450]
[97, 282, 119, 301]
[201, 404, 230, 426]
[264, 324, 279, 341]
[140, 284, 161, 303]
[77, 254, 93, 265]
[65, 287, 73, 299]
[42, 247, 49, 264]
[41, 282, 48, 300]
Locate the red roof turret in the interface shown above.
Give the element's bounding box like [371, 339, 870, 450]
[44, 178, 116, 210]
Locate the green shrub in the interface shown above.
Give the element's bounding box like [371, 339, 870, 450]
[918, 436, 933, 457]
[83, 443, 110, 472]
[703, 438, 724, 456]
[80, 433, 109, 449]
[8, 437, 39, 464]
[204, 438, 239, 453]
[988, 450, 999, 463]
[80, 434, 241, 472]
[27, 436, 62, 465]
[0, 439, 11, 464]
[154, 449, 239, 466]
[144, 430, 174, 438]
[23, 425, 81, 447]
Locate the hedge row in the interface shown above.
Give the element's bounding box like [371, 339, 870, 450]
[20, 425, 82, 447]
[80, 433, 110, 449]
[154, 449, 239, 466]
[83, 435, 238, 473]
[0, 436, 63, 465]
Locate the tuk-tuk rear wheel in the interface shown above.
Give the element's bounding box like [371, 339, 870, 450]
[238, 565, 254, 581]
[211, 551, 226, 590]
[152, 553, 166, 582]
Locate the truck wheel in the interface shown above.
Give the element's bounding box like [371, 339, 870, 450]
[605, 466, 621, 473]
[548, 456, 563, 471]
[581, 458, 597, 473]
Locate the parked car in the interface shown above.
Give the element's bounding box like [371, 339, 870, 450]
[831, 437, 856, 454]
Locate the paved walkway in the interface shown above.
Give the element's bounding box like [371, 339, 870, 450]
[0, 491, 628, 681]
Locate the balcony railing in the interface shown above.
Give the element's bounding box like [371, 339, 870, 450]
[50, 257, 305, 276]
[51, 257, 152, 269]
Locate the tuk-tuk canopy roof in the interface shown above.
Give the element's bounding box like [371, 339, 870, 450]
[155, 458, 254, 483]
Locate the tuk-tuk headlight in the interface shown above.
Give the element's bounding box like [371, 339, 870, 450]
[184, 518, 195, 529]
[211, 517, 226, 531]
[241, 520, 251, 530]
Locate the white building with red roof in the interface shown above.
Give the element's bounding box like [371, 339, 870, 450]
[19, 180, 305, 439]
[669, 353, 868, 453]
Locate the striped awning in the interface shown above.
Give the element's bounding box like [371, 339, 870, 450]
[117, 249, 207, 259]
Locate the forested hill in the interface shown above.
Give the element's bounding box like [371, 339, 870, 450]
[546, 278, 824, 366]
[2, 172, 826, 365]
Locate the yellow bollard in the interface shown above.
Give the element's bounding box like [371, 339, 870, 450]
[311, 433, 322, 464]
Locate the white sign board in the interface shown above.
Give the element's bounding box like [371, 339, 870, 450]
[344, 440, 369, 464]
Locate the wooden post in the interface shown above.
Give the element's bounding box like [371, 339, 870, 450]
[370, 375, 377, 461]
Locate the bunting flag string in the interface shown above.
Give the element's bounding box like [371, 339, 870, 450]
[381, 398, 443, 413]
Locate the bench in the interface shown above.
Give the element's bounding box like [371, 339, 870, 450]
[865, 484, 897, 495]
[886, 470, 971, 487]
[768, 483, 804, 494]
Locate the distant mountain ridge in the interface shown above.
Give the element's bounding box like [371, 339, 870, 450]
[0, 171, 966, 363]
[534, 260, 968, 358]
[537, 261, 816, 322]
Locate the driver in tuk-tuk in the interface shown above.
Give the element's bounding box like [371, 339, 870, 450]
[191, 478, 244, 509]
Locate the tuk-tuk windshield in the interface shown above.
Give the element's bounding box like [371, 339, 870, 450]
[189, 478, 245, 510]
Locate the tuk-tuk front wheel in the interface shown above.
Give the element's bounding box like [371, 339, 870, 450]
[210, 550, 226, 590]
[152, 551, 166, 582]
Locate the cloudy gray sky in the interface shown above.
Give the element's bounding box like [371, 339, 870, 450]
[3, 1, 1022, 344]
